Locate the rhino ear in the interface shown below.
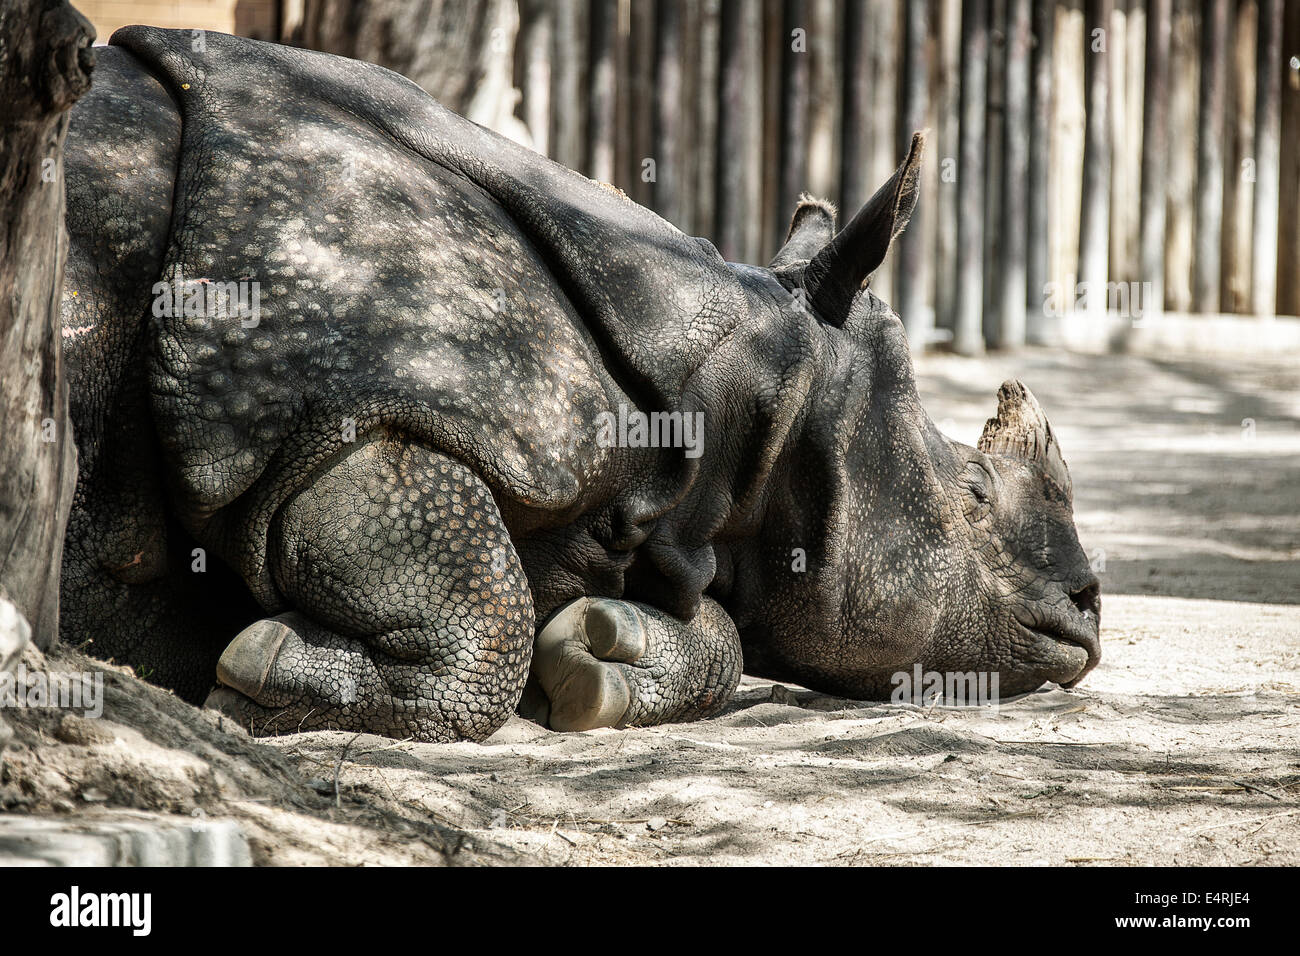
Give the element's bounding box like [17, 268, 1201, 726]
[770, 195, 836, 271]
[803, 131, 926, 325]
[978, 381, 1073, 500]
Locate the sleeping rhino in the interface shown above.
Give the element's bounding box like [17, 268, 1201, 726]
[58, 28, 1100, 742]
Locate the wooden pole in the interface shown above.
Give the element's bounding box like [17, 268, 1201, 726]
[0, 0, 93, 647]
[1027, 0, 1056, 340]
[1194, 0, 1229, 312]
[587, 0, 618, 184]
[869, 0, 900, 303]
[517, 0, 553, 156]
[1221, 1, 1255, 313]
[1279, 0, 1300, 315]
[934, 0, 962, 335]
[840, 0, 873, 215]
[983, 0, 1006, 343]
[551, 0, 584, 172]
[716, 0, 762, 262]
[897, 0, 931, 351]
[653, 0, 684, 227]
[996, 0, 1031, 347]
[955, 0, 988, 355]
[1078, 0, 1112, 313]
[778, 0, 811, 242]
[1141, 0, 1171, 315]
[1252, 0, 1283, 314]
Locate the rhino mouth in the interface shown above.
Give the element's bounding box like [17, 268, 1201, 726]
[1017, 609, 1101, 688]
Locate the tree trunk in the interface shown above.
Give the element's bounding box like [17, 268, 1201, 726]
[1194, 0, 1229, 312]
[1027, 0, 1055, 342]
[840, 0, 873, 215]
[982, 0, 1005, 344]
[897, 0, 931, 351]
[868, 0, 900, 303]
[806, 0, 838, 201]
[934, 0, 962, 335]
[551, 0, 585, 171]
[995, 0, 1031, 348]
[1279, 0, 1300, 315]
[954, 0, 988, 355]
[517, 0, 553, 155]
[288, 0, 530, 144]
[715, 0, 762, 262]
[1078, 0, 1112, 313]
[778, 0, 811, 240]
[0, 0, 94, 649]
[1165, 0, 1198, 312]
[1252, 0, 1283, 314]
[1222, 0, 1257, 313]
[1140, 0, 1171, 315]
[653, 0, 684, 226]
[587, 0, 618, 184]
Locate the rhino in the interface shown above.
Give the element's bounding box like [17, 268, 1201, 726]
[57, 28, 1100, 742]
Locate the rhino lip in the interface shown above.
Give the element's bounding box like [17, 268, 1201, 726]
[1021, 614, 1101, 686]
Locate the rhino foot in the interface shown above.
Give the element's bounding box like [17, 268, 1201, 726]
[523, 596, 742, 732]
[204, 441, 534, 742]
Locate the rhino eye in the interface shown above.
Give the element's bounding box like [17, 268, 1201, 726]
[961, 463, 994, 520]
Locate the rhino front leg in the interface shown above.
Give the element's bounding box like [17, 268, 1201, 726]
[523, 596, 742, 731]
[205, 441, 533, 742]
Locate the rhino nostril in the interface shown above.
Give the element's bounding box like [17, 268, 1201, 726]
[1069, 580, 1101, 620]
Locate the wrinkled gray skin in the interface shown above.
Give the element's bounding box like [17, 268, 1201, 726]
[59, 29, 1100, 742]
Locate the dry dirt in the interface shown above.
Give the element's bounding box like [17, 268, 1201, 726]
[1, 349, 1296, 865]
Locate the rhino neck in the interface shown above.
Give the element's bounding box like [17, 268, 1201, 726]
[619, 278, 831, 621]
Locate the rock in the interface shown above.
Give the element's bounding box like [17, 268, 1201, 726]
[54, 713, 116, 746]
[0, 811, 252, 865]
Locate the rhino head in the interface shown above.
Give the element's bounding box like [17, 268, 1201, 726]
[727, 133, 1100, 701]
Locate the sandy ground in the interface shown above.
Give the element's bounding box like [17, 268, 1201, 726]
[1, 350, 1296, 865]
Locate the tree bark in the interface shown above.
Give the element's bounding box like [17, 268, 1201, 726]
[934, 0, 962, 335]
[1165, 0, 1198, 312]
[0, 0, 94, 649]
[1252, 0, 1283, 314]
[1078, 0, 1112, 312]
[982, 0, 1005, 343]
[868, 0, 900, 303]
[517, 0, 553, 155]
[715, 0, 762, 262]
[1222, 0, 1256, 313]
[1027, 0, 1055, 342]
[551, 0, 585, 171]
[840, 0, 873, 215]
[954, 0, 988, 355]
[653, 0, 684, 226]
[995, 0, 1030, 348]
[1279, 0, 1300, 315]
[1140, 0, 1171, 315]
[897, 0, 931, 351]
[1194, 0, 1229, 312]
[289, 0, 530, 144]
[587, 0, 618, 183]
[778, 0, 811, 239]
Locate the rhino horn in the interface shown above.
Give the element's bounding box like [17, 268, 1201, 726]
[978, 381, 1073, 499]
[802, 130, 925, 325]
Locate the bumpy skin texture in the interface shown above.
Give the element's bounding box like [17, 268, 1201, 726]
[60, 30, 1099, 742]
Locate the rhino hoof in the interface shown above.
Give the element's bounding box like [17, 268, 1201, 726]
[532, 598, 642, 732]
[215, 618, 291, 699]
